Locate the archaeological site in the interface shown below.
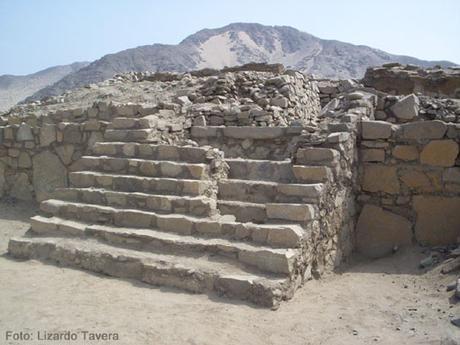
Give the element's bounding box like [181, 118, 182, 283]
[1, 61, 459, 313]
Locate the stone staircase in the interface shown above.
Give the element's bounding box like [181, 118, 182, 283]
[8, 118, 341, 307]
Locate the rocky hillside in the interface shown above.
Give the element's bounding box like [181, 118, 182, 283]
[26, 23, 456, 102]
[0, 62, 88, 111]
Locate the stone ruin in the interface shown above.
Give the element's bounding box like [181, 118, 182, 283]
[1, 62, 459, 308]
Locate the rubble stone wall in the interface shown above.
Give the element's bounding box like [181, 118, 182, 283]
[191, 126, 304, 160]
[298, 132, 357, 272]
[186, 70, 320, 127]
[316, 79, 358, 107]
[356, 119, 460, 256]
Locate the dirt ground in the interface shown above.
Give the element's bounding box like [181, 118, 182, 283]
[0, 200, 459, 345]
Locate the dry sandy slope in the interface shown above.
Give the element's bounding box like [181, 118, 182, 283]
[0, 201, 458, 345]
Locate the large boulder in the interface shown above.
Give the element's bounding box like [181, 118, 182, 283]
[413, 196, 460, 245]
[356, 204, 412, 258]
[32, 151, 68, 201]
[390, 94, 419, 120]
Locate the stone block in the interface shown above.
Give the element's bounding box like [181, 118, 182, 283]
[420, 140, 459, 167]
[0, 162, 5, 198]
[122, 143, 136, 157]
[83, 119, 101, 131]
[414, 196, 460, 245]
[390, 94, 419, 120]
[361, 120, 392, 139]
[270, 96, 289, 108]
[4, 127, 14, 140]
[11, 173, 33, 201]
[195, 220, 222, 235]
[62, 123, 82, 144]
[266, 226, 303, 248]
[362, 164, 399, 194]
[191, 126, 219, 138]
[356, 204, 412, 258]
[266, 204, 314, 222]
[56, 145, 75, 165]
[18, 152, 32, 168]
[114, 210, 152, 228]
[157, 216, 193, 235]
[176, 96, 192, 107]
[443, 168, 460, 184]
[115, 103, 140, 117]
[397, 120, 447, 140]
[296, 147, 339, 166]
[392, 145, 418, 161]
[16, 123, 34, 141]
[113, 117, 137, 129]
[292, 166, 331, 183]
[361, 149, 385, 162]
[400, 169, 433, 192]
[40, 124, 56, 147]
[223, 127, 284, 139]
[33, 151, 68, 202]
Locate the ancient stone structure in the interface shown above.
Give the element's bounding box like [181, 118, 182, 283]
[1, 63, 459, 307]
[363, 63, 460, 98]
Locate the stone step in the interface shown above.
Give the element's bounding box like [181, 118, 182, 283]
[8, 236, 292, 307]
[295, 147, 340, 167]
[110, 115, 157, 130]
[191, 126, 303, 140]
[104, 129, 158, 142]
[28, 215, 299, 275]
[93, 142, 212, 163]
[226, 158, 334, 184]
[69, 171, 212, 197]
[39, 200, 304, 248]
[78, 156, 209, 180]
[53, 187, 217, 217]
[226, 158, 295, 183]
[226, 160, 333, 184]
[218, 179, 324, 204]
[291, 165, 333, 183]
[218, 200, 317, 223]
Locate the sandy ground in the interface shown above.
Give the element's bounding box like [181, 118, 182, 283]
[0, 200, 459, 345]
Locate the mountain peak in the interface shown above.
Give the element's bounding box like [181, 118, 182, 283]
[17, 22, 457, 106]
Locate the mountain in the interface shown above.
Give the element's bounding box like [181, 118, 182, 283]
[26, 23, 456, 102]
[0, 62, 89, 111]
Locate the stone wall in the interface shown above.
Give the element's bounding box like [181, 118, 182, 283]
[363, 63, 460, 98]
[296, 131, 357, 272]
[191, 126, 304, 160]
[316, 79, 359, 107]
[373, 93, 460, 124]
[0, 102, 187, 201]
[186, 70, 320, 127]
[356, 119, 460, 257]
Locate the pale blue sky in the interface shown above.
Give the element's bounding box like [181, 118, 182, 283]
[0, 0, 459, 75]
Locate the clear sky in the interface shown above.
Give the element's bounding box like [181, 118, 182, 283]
[0, 0, 459, 75]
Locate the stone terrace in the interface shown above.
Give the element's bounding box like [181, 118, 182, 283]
[2, 63, 460, 307]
